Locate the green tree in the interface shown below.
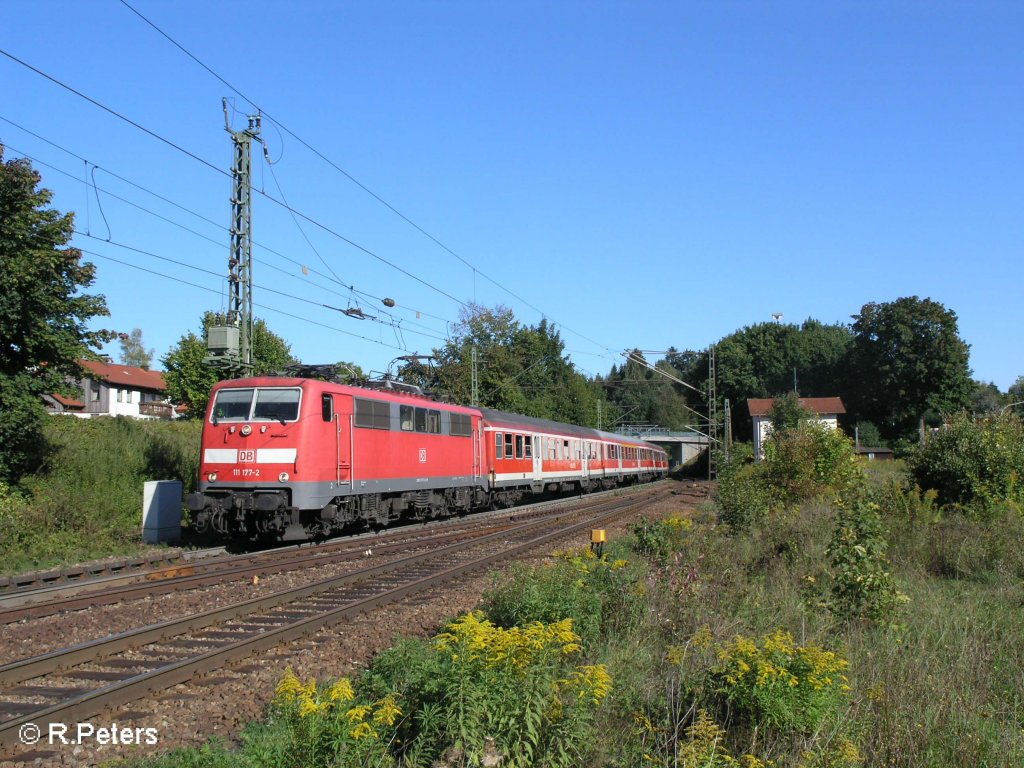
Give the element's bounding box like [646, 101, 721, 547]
[161, 312, 297, 417]
[849, 296, 972, 441]
[400, 303, 605, 426]
[970, 380, 1004, 416]
[118, 327, 154, 369]
[0, 148, 114, 482]
[1007, 375, 1024, 404]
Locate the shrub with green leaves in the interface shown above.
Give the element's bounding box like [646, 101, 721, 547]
[762, 420, 861, 505]
[712, 629, 850, 733]
[359, 612, 611, 767]
[629, 514, 694, 563]
[482, 548, 641, 643]
[826, 499, 906, 622]
[1, 416, 201, 572]
[907, 412, 1024, 517]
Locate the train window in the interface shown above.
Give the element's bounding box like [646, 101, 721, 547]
[524, 435, 533, 458]
[515, 435, 524, 459]
[495, 432, 503, 459]
[400, 405, 414, 431]
[254, 389, 301, 422]
[322, 394, 334, 422]
[354, 398, 390, 429]
[427, 410, 441, 434]
[450, 412, 472, 437]
[211, 388, 253, 421]
[414, 407, 427, 432]
[504, 433, 514, 459]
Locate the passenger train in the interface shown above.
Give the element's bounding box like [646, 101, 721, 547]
[186, 372, 669, 540]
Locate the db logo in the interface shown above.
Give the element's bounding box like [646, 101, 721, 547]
[418, 449, 427, 463]
[239, 450, 256, 463]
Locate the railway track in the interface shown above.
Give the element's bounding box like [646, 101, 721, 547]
[0, 482, 696, 624]
[0, 484, 683, 752]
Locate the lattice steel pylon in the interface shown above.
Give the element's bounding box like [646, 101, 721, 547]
[708, 344, 719, 480]
[207, 100, 262, 372]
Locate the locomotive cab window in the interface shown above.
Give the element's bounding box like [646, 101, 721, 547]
[400, 405, 414, 431]
[254, 389, 301, 421]
[212, 388, 253, 421]
[322, 394, 334, 422]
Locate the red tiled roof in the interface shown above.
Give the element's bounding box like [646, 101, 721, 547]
[51, 394, 85, 409]
[80, 360, 166, 391]
[747, 397, 846, 417]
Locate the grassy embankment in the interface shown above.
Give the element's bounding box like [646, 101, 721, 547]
[124, 419, 1024, 767]
[0, 416, 200, 574]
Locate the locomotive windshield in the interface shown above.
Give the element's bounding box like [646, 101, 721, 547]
[211, 387, 301, 422]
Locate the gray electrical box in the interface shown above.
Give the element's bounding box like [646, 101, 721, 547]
[207, 325, 240, 356]
[142, 480, 183, 544]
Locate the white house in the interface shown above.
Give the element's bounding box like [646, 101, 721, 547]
[747, 396, 846, 460]
[44, 360, 174, 420]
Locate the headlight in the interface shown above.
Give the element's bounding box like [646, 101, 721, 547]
[207, 472, 218, 482]
[241, 424, 252, 436]
[279, 472, 290, 483]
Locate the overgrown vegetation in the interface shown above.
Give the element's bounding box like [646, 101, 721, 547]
[0, 416, 200, 573]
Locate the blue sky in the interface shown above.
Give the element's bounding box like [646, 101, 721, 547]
[2, 1, 1021, 389]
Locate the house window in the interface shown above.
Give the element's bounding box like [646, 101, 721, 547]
[116, 389, 123, 403]
[127, 390, 133, 404]
[90, 382, 100, 402]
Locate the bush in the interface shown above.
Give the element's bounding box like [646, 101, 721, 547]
[826, 499, 907, 622]
[359, 612, 610, 767]
[763, 421, 861, 505]
[712, 630, 850, 733]
[0, 417, 202, 572]
[482, 548, 641, 644]
[907, 412, 1024, 516]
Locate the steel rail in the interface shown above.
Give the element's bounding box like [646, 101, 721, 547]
[0, 482, 676, 617]
[0, 488, 670, 750]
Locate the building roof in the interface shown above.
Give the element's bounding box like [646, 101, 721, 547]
[80, 360, 166, 391]
[746, 396, 846, 417]
[49, 393, 85, 409]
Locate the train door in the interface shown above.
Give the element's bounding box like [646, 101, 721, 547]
[323, 393, 352, 489]
[582, 440, 590, 479]
[532, 434, 542, 482]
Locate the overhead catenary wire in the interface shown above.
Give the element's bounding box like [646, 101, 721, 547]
[1, 131, 453, 335]
[0, 47, 471, 313]
[80, 248, 413, 354]
[75, 232, 449, 345]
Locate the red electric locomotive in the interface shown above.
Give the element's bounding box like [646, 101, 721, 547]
[186, 372, 668, 540]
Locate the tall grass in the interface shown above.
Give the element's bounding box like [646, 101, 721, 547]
[0, 416, 201, 573]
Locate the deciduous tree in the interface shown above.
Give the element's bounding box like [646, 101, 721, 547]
[0, 148, 114, 481]
[849, 296, 972, 441]
[118, 327, 154, 369]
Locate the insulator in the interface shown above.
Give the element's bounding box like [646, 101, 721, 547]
[382, 297, 396, 307]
